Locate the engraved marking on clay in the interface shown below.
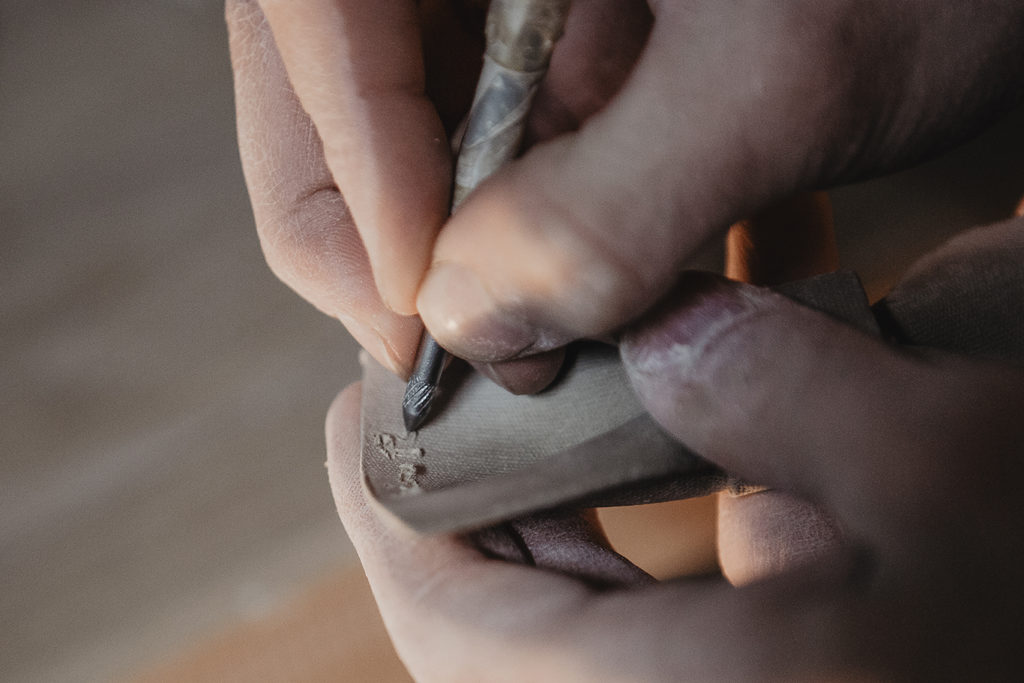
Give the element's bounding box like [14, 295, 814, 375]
[402, 380, 436, 420]
[374, 433, 424, 461]
[398, 462, 426, 491]
[374, 432, 426, 491]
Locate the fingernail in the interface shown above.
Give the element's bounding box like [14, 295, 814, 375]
[338, 314, 411, 378]
[417, 263, 537, 361]
[375, 276, 418, 318]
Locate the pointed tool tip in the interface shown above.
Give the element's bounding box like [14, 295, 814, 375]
[403, 405, 427, 433]
[402, 379, 436, 433]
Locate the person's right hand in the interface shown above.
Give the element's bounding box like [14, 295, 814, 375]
[228, 0, 1024, 377]
[226, 0, 652, 377]
[416, 1, 1024, 365]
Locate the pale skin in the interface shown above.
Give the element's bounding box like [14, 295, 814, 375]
[227, 0, 1024, 678]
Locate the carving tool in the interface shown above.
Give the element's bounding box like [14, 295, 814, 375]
[403, 0, 571, 432]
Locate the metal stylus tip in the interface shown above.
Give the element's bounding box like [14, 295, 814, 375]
[398, 0, 570, 429]
[402, 378, 437, 433]
[402, 334, 448, 432]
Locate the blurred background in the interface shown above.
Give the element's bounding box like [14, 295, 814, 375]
[2, 2, 1021, 681]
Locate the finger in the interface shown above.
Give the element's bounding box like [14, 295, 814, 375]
[620, 272, 1019, 535]
[471, 509, 654, 588]
[473, 348, 566, 395]
[228, 0, 422, 375]
[720, 192, 844, 585]
[258, 0, 452, 315]
[718, 489, 843, 586]
[416, 4, 827, 361]
[326, 382, 867, 681]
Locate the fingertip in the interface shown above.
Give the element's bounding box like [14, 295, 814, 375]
[620, 272, 753, 394]
[417, 261, 555, 361]
[338, 313, 419, 379]
[419, 174, 651, 361]
[717, 490, 844, 586]
[475, 348, 566, 395]
[375, 273, 420, 318]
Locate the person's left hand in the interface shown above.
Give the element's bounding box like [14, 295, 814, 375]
[326, 221, 1024, 681]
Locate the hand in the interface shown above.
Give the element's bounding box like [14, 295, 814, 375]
[225, 0, 651, 376]
[414, 1, 1024, 363]
[229, 0, 1022, 374]
[326, 218, 1024, 681]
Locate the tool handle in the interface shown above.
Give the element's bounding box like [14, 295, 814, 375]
[403, 0, 572, 431]
[453, 0, 571, 207]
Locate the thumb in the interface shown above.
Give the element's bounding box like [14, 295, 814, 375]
[620, 272, 1019, 538]
[416, 5, 826, 361]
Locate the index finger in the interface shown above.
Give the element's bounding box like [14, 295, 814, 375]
[258, 0, 452, 314]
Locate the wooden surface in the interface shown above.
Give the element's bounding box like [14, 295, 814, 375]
[2, 1, 1022, 681]
[133, 565, 413, 683]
